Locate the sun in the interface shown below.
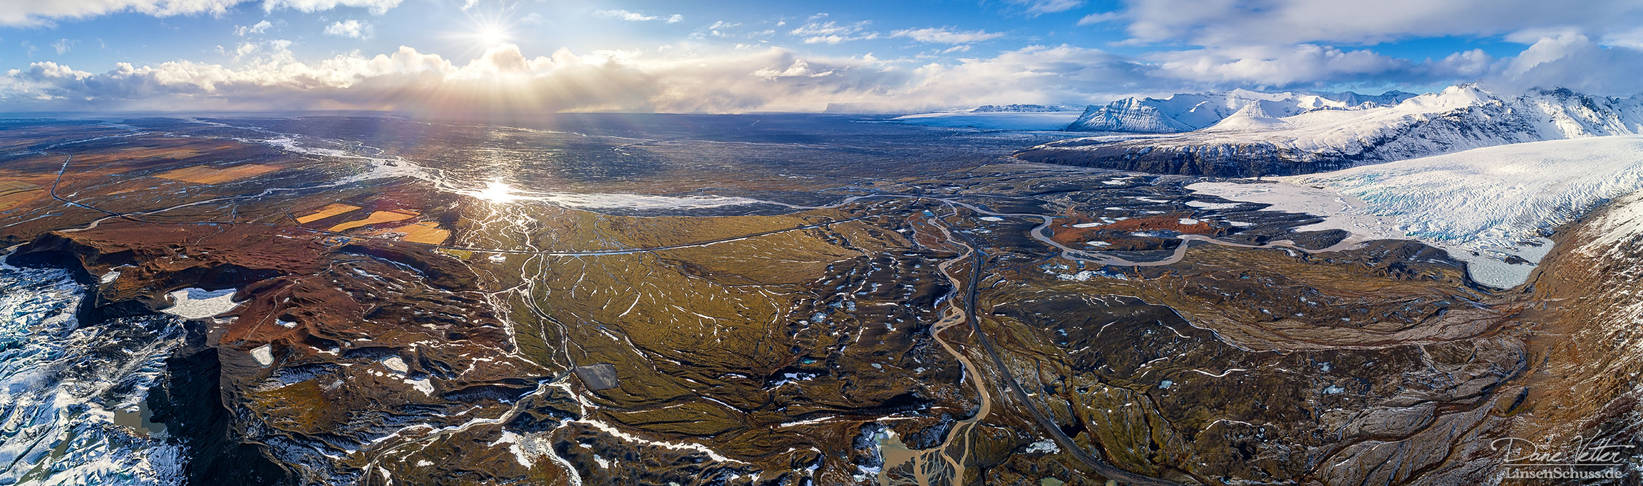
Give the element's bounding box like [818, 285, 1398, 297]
[476, 23, 511, 48]
[446, 9, 520, 53]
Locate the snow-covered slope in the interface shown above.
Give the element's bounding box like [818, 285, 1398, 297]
[1190, 136, 1643, 288]
[1020, 85, 1643, 176]
[1202, 103, 1289, 132]
[1064, 89, 1414, 133]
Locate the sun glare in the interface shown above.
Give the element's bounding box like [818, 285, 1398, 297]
[473, 180, 520, 203]
[476, 23, 511, 48]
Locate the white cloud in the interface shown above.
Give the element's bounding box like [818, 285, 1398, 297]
[890, 27, 1003, 44]
[0, 0, 240, 25]
[1009, 0, 1082, 15]
[1076, 12, 1119, 26]
[235, 19, 272, 36]
[324, 19, 372, 39]
[703, 20, 741, 38]
[1439, 49, 1494, 78]
[1116, 0, 1643, 47]
[0, 0, 400, 25]
[592, 9, 679, 23]
[889, 45, 1157, 109]
[1485, 33, 1643, 95]
[4, 32, 1640, 115]
[261, 0, 400, 15]
[1603, 27, 1643, 49]
[52, 38, 75, 54]
[1152, 44, 1411, 86]
[790, 20, 878, 44]
[0, 43, 1158, 113]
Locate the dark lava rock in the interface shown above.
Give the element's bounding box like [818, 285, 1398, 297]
[901, 413, 955, 449]
[1013, 141, 1344, 177]
[151, 343, 295, 485]
[851, 423, 887, 470]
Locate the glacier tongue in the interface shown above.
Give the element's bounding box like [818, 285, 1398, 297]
[1190, 136, 1643, 288]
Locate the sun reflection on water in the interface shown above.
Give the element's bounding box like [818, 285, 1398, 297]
[472, 180, 521, 203]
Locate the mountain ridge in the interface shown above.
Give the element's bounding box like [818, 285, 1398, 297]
[1064, 89, 1418, 133]
[1018, 84, 1643, 176]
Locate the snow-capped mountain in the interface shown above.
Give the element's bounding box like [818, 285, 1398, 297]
[891, 104, 1084, 130]
[970, 104, 1075, 113]
[1064, 89, 1416, 133]
[1019, 85, 1643, 176]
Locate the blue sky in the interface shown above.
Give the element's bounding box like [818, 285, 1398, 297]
[8, 1, 1141, 69]
[3, 0, 1643, 113]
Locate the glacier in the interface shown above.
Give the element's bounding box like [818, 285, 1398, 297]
[0, 259, 186, 485]
[1190, 136, 1643, 288]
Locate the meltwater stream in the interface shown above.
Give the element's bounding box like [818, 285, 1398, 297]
[0, 260, 185, 485]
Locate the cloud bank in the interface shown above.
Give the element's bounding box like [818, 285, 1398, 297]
[4, 0, 1643, 113]
[4, 34, 1643, 114]
[1113, 0, 1643, 47]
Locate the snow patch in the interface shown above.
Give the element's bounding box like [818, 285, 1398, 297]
[575, 419, 745, 464]
[381, 356, 409, 374]
[1058, 269, 1128, 281]
[1022, 439, 1061, 454]
[250, 345, 274, 367]
[405, 377, 434, 395]
[158, 288, 240, 319]
[1187, 200, 1242, 210]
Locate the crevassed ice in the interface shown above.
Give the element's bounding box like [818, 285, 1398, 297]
[0, 260, 186, 485]
[1191, 136, 1643, 288]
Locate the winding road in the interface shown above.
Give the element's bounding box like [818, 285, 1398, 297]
[929, 208, 1184, 486]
